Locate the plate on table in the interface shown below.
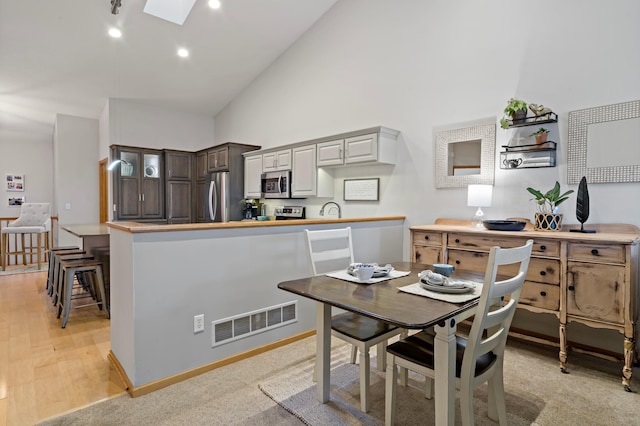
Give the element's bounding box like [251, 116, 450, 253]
[347, 263, 394, 278]
[419, 278, 475, 294]
[482, 220, 526, 231]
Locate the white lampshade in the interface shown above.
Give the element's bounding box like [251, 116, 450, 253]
[467, 184, 493, 207]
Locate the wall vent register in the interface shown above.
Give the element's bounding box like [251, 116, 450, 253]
[211, 301, 297, 347]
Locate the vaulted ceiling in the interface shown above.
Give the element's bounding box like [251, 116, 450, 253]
[0, 0, 337, 135]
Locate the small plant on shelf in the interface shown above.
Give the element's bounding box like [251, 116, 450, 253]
[530, 127, 550, 144]
[500, 98, 528, 129]
[526, 181, 574, 231]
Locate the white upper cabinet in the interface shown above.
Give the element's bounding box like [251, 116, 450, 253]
[316, 139, 344, 166]
[345, 133, 378, 164]
[292, 145, 333, 198]
[244, 154, 263, 199]
[315, 127, 399, 167]
[262, 149, 291, 172]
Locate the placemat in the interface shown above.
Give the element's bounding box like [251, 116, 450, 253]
[326, 269, 411, 284]
[398, 282, 483, 303]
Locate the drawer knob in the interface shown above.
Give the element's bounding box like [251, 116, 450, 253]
[591, 249, 599, 255]
[539, 270, 547, 276]
[455, 260, 461, 265]
[568, 285, 575, 291]
[455, 239, 460, 243]
[424, 235, 429, 240]
[540, 291, 547, 297]
[540, 245, 546, 251]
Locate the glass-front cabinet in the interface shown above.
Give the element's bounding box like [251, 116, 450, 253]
[111, 146, 164, 221]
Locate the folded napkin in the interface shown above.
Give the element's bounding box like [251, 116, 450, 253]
[418, 270, 475, 290]
[326, 269, 411, 284]
[398, 282, 483, 303]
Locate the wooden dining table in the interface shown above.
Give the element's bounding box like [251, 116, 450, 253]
[278, 261, 485, 426]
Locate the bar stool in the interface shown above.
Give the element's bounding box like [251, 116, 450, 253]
[51, 252, 91, 306]
[46, 246, 80, 294]
[57, 258, 108, 328]
[1, 203, 51, 270]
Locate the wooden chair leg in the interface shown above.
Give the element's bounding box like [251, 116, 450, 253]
[1, 233, 6, 271]
[359, 345, 371, 412]
[385, 354, 398, 426]
[21, 233, 26, 265]
[37, 233, 42, 270]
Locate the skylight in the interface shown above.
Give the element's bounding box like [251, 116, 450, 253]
[143, 0, 197, 26]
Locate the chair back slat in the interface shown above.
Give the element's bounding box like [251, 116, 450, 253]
[304, 227, 355, 276]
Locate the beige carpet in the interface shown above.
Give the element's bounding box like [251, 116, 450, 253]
[0, 264, 45, 275]
[39, 336, 639, 425]
[259, 339, 640, 425]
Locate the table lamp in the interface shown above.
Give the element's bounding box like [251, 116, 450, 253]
[467, 184, 493, 227]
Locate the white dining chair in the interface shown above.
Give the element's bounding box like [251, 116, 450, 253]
[304, 226, 404, 412]
[1, 203, 51, 271]
[385, 239, 533, 425]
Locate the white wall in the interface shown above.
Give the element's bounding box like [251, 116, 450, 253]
[213, 0, 640, 352]
[0, 139, 53, 218]
[106, 98, 215, 152]
[214, 0, 640, 246]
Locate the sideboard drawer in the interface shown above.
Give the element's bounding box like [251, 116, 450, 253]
[413, 245, 442, 265]
[568, 243, 626, 264]
[412, 230, 442, 247]
[448, 249, 560, 285]
[447, 234, 560, 257]
[519, 281, 560, 311]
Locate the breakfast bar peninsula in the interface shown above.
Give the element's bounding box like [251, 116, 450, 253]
[106, 216, 404, 395]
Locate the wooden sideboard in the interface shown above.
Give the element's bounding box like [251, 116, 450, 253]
[410, 218, 640, 390]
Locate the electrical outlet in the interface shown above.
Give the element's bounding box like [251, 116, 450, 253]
[194, 314, 204, 333]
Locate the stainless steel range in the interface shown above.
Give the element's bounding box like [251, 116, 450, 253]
[274, 206, 305, 220]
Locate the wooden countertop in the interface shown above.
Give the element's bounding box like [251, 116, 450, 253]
[108, 216, 405, 234]
[411, 219, 640, 245]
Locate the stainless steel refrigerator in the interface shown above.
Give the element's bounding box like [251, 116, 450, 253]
[205, 171, 244, 222]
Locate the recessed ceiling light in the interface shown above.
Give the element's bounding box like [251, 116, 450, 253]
[208, 0, 221, 9]
[177, 48, 189, 58]
[108, 28, 122, 38]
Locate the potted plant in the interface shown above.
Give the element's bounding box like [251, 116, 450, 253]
[526, 181, 574, 231]
[530, 127, 549, 145]
[500, 98, 528, 129]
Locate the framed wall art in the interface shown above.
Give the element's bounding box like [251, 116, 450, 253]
[344, 178, 379, 201]
[8, 196, 25, 207]
[6, 174, 25, 192]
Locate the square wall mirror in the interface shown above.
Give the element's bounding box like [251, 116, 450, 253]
[435, 123, 495, 188]
[568, 100, 640, 184]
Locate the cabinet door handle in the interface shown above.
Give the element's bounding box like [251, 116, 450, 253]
[591, 249, 599, 255]
[142, 194, 145, 202]
[455, 239, 460, 243]
[455, 260, 461, 265]
[424, 235, 429, 241]
[540, 245, 546, 251]
[540, 291, 547, 297]
[539, 270, 546, 276]
[568, 285, 575, 291]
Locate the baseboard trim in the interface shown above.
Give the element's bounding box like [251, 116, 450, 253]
[107, 329, 316, 398]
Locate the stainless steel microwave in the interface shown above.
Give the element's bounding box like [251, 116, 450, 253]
[261, 171, 291, 199]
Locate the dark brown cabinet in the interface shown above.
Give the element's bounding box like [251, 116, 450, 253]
[165, 150, 194, 224]
[207, 146, 229, 172]
[111, 146, 164, 221]
[111, 143, 260, 224]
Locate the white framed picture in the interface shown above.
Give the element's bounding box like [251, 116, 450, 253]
[8, 196, 25, 207]
[6, 174, 25, 192]
[343, 178, 380, 201]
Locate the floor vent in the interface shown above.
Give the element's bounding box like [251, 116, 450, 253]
[211, 301, 297, 347]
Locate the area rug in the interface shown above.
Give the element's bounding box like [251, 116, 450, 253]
[258, 339, 640, 425]
[0, 264, 46, 276]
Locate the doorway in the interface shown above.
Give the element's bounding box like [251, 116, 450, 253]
[99, 158, 108, 223]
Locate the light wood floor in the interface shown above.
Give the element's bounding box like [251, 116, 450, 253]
[0, 269, 126, 426]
